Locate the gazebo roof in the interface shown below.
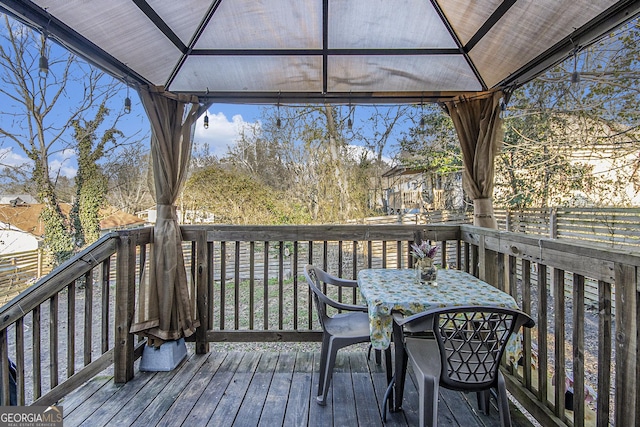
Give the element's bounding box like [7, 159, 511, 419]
[1, 0, 638, 104]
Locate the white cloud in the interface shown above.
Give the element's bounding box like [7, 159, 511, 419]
[0, 147, 31, 168]
[193, 111, 258, 157]
[0, 147, 78, 178]
[48, 159, 77, 179]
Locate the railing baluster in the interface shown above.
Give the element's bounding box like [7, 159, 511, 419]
[508, 255, 517, 299]
[278, 241, 284, 330]
[338, 241, 343, 303]
[553, 268, 566, 419]
[322, 241, 328, 272]
[262, 241, 268, 330]
[249, 241, 255, 330]
[537, 264, 548, 406]
[293, 241, 299, 330]
[0, 328, 9, 405]
[573, 273, 585, 427]
[49, 294, 59, 389]
[15, 318, 24, 405]
[101, 257, 110, 353]
[382, 241, 387, 267]
[32, 305, 41, 399]
[463, 241, 470, 273]
[84, 271, 93, 366]
[521, 259, 532, 390]
[307, 241, 314, 330]
[596, 279, 611, 427]
[67, 282, 75, 378]
[352, 241, 357, 304]
[207, 241, 214, 333]
[441, 240, 448, 269]
[497, 252, 505, 292]
[235, 241, 241, 330]
[220, 241, 226, 330]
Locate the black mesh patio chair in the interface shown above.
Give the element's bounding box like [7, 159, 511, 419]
[386, 305, 534, 427]
[304, 264, 388, 406]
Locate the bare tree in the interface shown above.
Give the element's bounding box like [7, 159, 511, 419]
[0, 15, 126, 261]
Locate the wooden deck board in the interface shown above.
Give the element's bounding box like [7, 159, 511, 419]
[156, 352, 227, 426]
[282, 352, 313, 427]
[60, 350, 532, 427]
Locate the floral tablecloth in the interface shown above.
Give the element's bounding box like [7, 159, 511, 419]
[357, 268, 523, 364]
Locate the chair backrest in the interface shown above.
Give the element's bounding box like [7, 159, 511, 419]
[303, 264, 363, 329]
[400, 305, 534, 391]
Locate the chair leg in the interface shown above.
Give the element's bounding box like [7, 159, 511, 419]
[496, 372, 512, 427]
[317, 338, 338, 406]
[418, 374, 439, 427]
[316, 333, 330, 405]
[382, 373, 395, 421]
[477, 390, 490, 415]
[366, 344, 383, 365]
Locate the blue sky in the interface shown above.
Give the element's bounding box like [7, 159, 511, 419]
[0, 14, 403, 181]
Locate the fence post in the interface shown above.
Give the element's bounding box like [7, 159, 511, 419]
[549, 207, 558, 238]
[114, 232, 136, 384]
[37, 249, 42, 278]
[195, 231, 209, 354]
[614, 262, 637, 425]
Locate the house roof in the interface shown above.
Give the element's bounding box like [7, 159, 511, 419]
[0, 204, 145, 236]
[1, 1, 637, 105]
[0, 195, 39, 205]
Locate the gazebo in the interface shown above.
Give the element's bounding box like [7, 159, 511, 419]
[0, 3, 638, 423]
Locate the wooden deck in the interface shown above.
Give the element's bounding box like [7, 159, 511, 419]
[59, 348, 533, 427]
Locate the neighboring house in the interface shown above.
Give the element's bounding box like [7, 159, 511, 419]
[0, 195, 38, 206]
[136, 207, 215, 225]
[0, 200, 146, 255]
[0, 222, 40, 254]
[379, 166, 464, 214]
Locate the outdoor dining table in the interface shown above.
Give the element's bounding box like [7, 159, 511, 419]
[357, 267, 522, 412]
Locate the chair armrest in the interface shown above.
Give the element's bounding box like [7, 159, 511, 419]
[324, 297, 368, 313]
[329, 277, 359, 288]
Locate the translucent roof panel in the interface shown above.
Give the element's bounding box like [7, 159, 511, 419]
[31, 0, 182, 84]
[328, 55, 482, 93]
[469, 0, 621, 88]
[5, 0, 637, 104]
[149, 0, 213, 46]
[439, 0, 505, 45]
[171, 56, 323, 93]
[329, 0, 457, 49]
[196, 0, 323, 49]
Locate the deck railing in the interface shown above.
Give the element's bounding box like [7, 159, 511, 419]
[0, 224, 636, 427]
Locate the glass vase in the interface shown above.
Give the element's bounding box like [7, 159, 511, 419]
[415, 260, 437, 285]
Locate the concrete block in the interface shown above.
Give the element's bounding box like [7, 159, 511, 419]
[139, 338, 187, 372]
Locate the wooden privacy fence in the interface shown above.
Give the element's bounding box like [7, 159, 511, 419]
[497, 207, 640, 248]
[0, 249, 53, 306]
[359, 207, 640, 250]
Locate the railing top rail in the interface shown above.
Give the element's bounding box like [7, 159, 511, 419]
[181, 223, 461, 242]
[0, 231, 124, 331]
[461, 224, 640, 271]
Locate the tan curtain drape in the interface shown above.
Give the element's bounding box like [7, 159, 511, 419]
[130, 86, 200, 346]
[443, 91, 504, 228]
